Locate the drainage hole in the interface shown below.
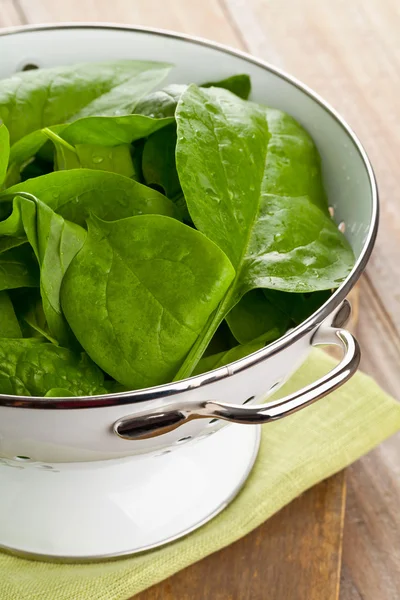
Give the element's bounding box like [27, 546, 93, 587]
[21, 63, 39, 71]
[177, 436, 192, 444]
[14, 456, 31, 461]
[243, 396, 255, 405]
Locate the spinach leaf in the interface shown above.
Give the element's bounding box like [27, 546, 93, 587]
[0, 338, 44, 395]
[201, 74, 251, 99]
[45, 388, 75, 397]
[263, 108, 328, 212]
[174, 86, 354, 378]
[142, 124, 180, 198]
[135, 84, 186, 118]
[0, 290, 22, 338]
[135, 75, 251, 118]
[193, 340, 263, 376]
[7, 125, 64, 180]
[43, 129, 137, 179]
[28, 199, 86, 346]
[11, 288, 58, 343]
[263, 289, 331, 326]
[75, 144, 136, 178]
[0, 123, 10, 187]
[60, 114, 174, 146]
[226, 289, 290, 345]
[61, 214, 235, 389]
[0, 236, 26, 253]
[0, 244, 39, 291]
[0, 338, 106, 396]
[141, 123, 190, 221]
[20, 156, 54, 182]
[6, 114, 173, 182]
[2, 169, 179, 229]
[0, 60, 172, 144]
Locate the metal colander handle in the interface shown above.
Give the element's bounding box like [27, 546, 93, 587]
[114, 301, 360, 441]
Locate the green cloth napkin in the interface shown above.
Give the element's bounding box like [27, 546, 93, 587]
[1, 349, 400, 600]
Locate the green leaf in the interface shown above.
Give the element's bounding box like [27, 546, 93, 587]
[60, 114, 174, 146]
[2, 194, 84, 346]
[61, 214, 235, 389]
[45, 388, 75, 397]
[142, 124, 180, 198]
[0, 60, 172, 144]
[0, 122, 10, 187]
[226, 289, 290, 345]
[135, 84, 186, 118]
[0, 236, 26, 253]
[174, 86, 354, 378]
[2, 169, 179, 229]
[0, 244, 39, 291]
[201, 74, 251, 99]
[43, 128, 138, 178]
[135, 75, 251, 118]
[7, 125, 64, 179]
[11, 288, 58, 343]
[263, 289, 331, 326]
[0, 290, 22, 338]
[263, 108, 328, 212]
[141, 123, 191, 221]
[193, 340, 264, 376]
[27, 198, 87, 346]
[0, 338, 106, 396]
[0, 338, 44, 395]
[76, 144, 136, 178]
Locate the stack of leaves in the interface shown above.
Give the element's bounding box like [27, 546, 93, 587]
[0, 61, 354, 397]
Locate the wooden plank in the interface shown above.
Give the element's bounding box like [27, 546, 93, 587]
[221, 2, 400, 598]
[135, 472, 346, 600]
[16, 0, 243, 47]
[0, 0, 25, 27]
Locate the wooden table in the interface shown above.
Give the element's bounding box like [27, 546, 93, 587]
[1, 1, 399, 598]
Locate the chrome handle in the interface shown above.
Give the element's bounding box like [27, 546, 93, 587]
[114, 301, 360, 441]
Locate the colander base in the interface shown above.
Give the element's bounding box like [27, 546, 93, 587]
[0, 423, 260, 561]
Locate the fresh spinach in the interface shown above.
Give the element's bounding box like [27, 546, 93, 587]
[11, 288, 58, 343]
[0, 338, 106, 396]
[174, 86, 353, 378]
[0, 244, 39, 291]
[135, 74, 251, 118]
[0, 64, 355, 396]
[61, 214, 235, 389]
[0, 123, 10, 187]
[22, 196, 87, 347]
[0, 60, 171, 144]
[43, 128, 137, 179]
[141, 123, 191, 220]
[0, 290, 22, 338]
[193, 340, 264, 376]
[201, 74, 251, 99]
[226, 289, 290, 345]
[2, 169, 179, 229]
[60, 114, 174, 146]
[263, 289, 332, 326]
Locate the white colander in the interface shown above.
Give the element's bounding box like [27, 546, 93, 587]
[0, 24, 378, 561]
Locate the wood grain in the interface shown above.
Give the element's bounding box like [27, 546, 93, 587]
[16, 0, 243, 47]
[0, 0, 25, 26]
[135, 472, 346, 600]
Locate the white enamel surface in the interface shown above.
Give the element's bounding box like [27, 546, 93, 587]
[0, 423, 260, 560]
[0, 26, 375, 558]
